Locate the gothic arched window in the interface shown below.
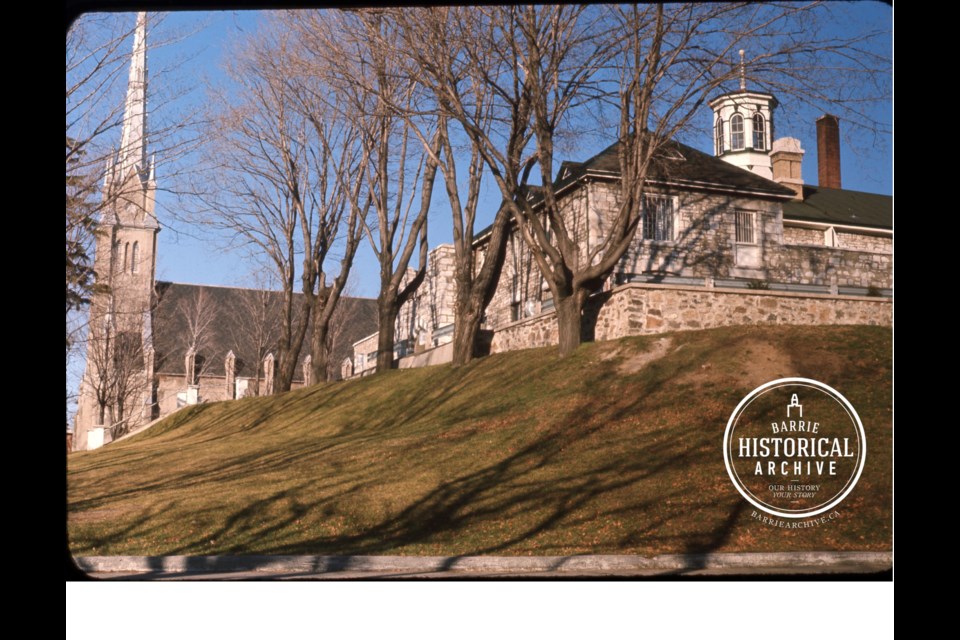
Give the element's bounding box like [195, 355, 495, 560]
[123, 243, 130, 273]
[132, 242, 140, 273]
[715, 118, 725, 154]
[753, 113, 766, 150]
[730, 114, 745, 151]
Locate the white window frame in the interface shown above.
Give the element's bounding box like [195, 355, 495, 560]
[642, 194, 678, 243]
[735, 210, 758, 245]
[730, 114, 745, 151]
[752, 113, 766, 151]
[715, 118, 725, 154]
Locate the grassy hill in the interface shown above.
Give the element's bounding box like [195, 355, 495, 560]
[68, 325, 892, 557]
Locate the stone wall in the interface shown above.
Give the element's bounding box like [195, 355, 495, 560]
[490, 312, 560, 354]
[783, 225, 893, 257]
[764, 244, 892, 289]
[482, 181, 797, 334]
[836, 231, 892, 254]
[395, 245, 458, 350]
[783, 226, 823, 245]
[489, 282, 891, 353]
[484, 225, 552, 330]
[607, 182, 783, 280]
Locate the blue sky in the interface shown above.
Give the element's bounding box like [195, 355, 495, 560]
[100, 5, 892, 299]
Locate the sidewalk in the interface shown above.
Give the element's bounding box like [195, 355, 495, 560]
[74, 551, 891, 579]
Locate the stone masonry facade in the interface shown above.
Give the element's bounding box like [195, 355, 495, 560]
[490, 282, 892, 354]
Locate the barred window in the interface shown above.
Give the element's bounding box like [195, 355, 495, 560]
[752, 114, 766, 150]
[643, 195, 675, 242]
[731, 114, 745, 151]
[735, 211, 756, 244]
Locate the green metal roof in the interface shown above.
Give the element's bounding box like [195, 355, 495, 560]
[783, 185, 892, 230]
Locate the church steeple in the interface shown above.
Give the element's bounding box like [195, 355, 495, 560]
[104, 11, 158, 230]
[117, 11, 149, 185]
[75, 11, 160, 450]
[92, 10, 159, 311]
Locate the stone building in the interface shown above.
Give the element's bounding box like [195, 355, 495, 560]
[347, 244, 457, 377]
[347, 75, 891, 371]
[73, 15, 377, 450]
[73, 15, 891, 447]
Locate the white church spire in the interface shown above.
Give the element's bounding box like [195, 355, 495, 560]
[116, 12, 148, 184]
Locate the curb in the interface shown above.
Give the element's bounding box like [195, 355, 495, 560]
[74, 551, 891, 575]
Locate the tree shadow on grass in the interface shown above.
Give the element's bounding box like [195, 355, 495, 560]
[70, 329, 889, 567]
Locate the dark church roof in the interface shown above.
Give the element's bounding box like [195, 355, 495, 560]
[782, 185, 892, 230]
[151, 282, 378, 381]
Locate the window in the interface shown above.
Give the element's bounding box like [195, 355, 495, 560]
[510, 300, 521, 322]
[752, 114, 766, 150]
[132, 242, 140, 273]
[730, 114, 744, 150]
[643, 195, 675, 242]
[735, 211, 756, 244]
[715, 118, 725, 154]
[123, 243, 130, 273]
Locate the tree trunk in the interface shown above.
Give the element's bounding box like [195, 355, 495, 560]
[451, 288, 484, 366]
[555, 292, 582, 357]
[310, 321, 330, 384]
[450, 210, 510, 366]
[376, 299, 399, 372]
[275, 297, 312, 393]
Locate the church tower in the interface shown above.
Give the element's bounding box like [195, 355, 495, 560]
[708, 51, 777, 180]
[75, 13, 159, 450]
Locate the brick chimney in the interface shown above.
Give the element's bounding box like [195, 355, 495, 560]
[816, 114, 841, 189]
[770, 137, 804, 200]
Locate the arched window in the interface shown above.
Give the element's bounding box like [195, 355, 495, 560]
[730, 114, 745, 151]
[123, 243, 130, 273]
[753, 113, 766, 150]
[132, 241, 140, 273]
[715, 118, 725, 154]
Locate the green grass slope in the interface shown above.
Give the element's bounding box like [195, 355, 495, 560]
[68, 325, 892, 557]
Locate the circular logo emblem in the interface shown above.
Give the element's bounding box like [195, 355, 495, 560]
[723, 378, 866, 519]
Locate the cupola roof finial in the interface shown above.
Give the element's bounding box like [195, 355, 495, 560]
[739, 49, 746, 91]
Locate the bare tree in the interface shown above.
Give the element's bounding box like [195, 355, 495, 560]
[82, 303, 149, 437]
[193, 15, 366, 392]
[395, 4, 889, 357]
[363, 7, 517, 366]
[229, 276, 282, 396]
[291, 11, 441, 374]
[175, 287, 218, 383]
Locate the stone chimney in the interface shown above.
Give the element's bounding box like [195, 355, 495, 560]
[816, 114, 842, 189]
[770, 137, 805, 200]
